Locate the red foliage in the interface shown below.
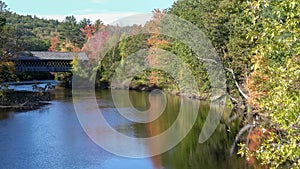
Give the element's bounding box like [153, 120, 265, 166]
[80, 24, 97, 40]
[48, 36, 59, 52]
[72, 46, 81, 52]
[81, 30, 110, 60]
[246, 127, 270, 165]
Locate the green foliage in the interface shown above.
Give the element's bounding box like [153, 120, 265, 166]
[118, 33, 149, 59]
[233, 0, 300, 168]
[0, 61, 16, 82]
[167, 0, 250, 100]
[3, 12, 93, 53]
[55, 72, 72, 87]
[168, 0, 300, 168]
[5, 12, 59, 51]
[0, 14, 5, 28]
[71, 55, 93, 80]
[57, 16, 86, 50]
[96, 32, 148, 84]
[0, 1, 298, 167]
[255, 58, 300, 169]
[170, 40, 210, 93]
[0, 3, 25, 61]
[243, 0, 300, 66]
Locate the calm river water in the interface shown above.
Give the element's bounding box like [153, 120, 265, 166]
[0, 83, 249, 169]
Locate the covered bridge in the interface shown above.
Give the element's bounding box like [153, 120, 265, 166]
[12, 52, 88, 72]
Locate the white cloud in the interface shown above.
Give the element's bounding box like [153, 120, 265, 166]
[34, 12, 143, 25]
[110, 13, 152, 26]
[75, 12, 140, 24]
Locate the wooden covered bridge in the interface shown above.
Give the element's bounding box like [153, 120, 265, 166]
[12, 52, 88, 72]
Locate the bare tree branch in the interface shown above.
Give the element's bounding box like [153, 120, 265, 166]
[229, 95, 239, 103]
[230, 124, 255, 156]
[225, 67, 249, 100]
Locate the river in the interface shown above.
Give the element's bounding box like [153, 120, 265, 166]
[0, 82, 249, 169]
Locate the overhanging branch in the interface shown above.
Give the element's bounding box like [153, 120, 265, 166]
[225, 67, 249, 100]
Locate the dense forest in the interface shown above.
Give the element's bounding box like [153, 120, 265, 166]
[1, 6, 104, 53]
[0, 0, 299, 169]
[0, 0, 104, 81]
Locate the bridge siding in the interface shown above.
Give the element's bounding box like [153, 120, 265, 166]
[14, 60, 72, 72]
[15, 67, 71, 72]
[10, 52, 88, 72]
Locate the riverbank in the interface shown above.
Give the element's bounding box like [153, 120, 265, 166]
[96, 82, 211, 101]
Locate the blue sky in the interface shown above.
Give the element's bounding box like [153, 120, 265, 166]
[4, 0, 176, 23]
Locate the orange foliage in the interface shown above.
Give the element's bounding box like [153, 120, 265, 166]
[247, 128, 270, 152]
[246, 71, 269, 108]
[145, 9, 168, 49]
[246, 128, 270, 165]
[72, 46, 81, 52]
[147, 35, 169, 48]
[246, 54, 270, 108]
[48, 36, 59, 52]
[144, 9, 169, 86]
[149, 72, 159, 85]
[80, 24, 97, 40]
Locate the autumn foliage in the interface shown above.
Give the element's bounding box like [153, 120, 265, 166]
[48, 36, 59, 52]
[246, 128, 270, 164]
[80, 24, 97, 40]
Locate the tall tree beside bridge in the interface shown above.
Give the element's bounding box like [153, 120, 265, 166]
[0, 1, 18, 82]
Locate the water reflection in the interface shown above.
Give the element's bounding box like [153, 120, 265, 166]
[139, 93, 246, 169]
[0, 89, 256, 169]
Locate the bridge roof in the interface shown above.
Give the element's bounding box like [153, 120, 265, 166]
[14, 51, 89, 61]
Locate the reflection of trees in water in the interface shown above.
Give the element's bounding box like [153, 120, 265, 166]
[145, 94, 179, 168]
[0, 110, 13, 120]
[143, 94, 255, 169]
[160, 106, 245, 169]
[120, 90, 260, 168]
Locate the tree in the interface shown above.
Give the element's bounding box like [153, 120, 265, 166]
[95, 19, 104, 31]
[0, 1, 22, 60]
[0, 1, 17, 83]
[0, 1, 6, 28]
[57, 16, 86, 51]
[48, 36, 59, 52]
[78, 18, 91, 28]
[80, 24, 96, 40]
[237, 1, 300, 168]
[168, 0, 300, 168]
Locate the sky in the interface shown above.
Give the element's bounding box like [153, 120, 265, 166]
[4, 0, 177, 24]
